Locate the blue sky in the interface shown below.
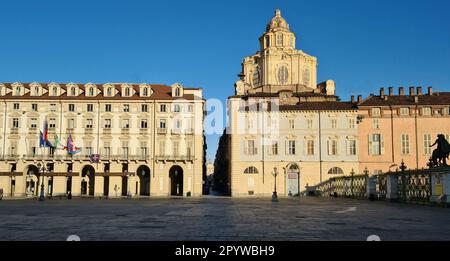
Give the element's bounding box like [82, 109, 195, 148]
[1, 0, 449, 161]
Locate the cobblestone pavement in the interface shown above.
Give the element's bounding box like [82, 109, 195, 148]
[0, 197, 449, 241]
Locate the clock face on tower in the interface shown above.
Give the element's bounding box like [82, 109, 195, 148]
[277, 66, 289, 85]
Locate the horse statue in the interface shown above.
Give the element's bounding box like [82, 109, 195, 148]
[429, 134, 450, 167]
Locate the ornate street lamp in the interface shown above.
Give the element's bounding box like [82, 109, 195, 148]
[272, 167, 278, 202]
[37, 163, 45, 202]
[350, 168, 355, 197]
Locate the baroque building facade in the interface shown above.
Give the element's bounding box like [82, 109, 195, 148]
[0, 82, 205, 198]
[226, 10, 360, 196]
[357, 86, 450, 174]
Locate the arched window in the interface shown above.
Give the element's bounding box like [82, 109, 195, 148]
[303, 68, 310, 86]
[252, 70, 260, 86]
[244, 166, 259, 174]
[125, 87, 130, 96]
[15, 87, 20, 95]
[107, 87, 113, 96]
[34, 86, 39, 95]
[265, 35, 270, 48]
[70, 87, 76, 96]
[277, 66, 289, 85]
[276, 34, 283, 46]
[328, 167, 344, 175]
[143, 88, 148, 96]
[175, 88, 180, 97]
[89, 87, 94, 96]
[52, 87, 58, 96]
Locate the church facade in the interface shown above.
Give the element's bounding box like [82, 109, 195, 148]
[226, 10, 360, 196]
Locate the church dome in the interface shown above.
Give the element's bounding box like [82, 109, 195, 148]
[266, 9, 290, 32]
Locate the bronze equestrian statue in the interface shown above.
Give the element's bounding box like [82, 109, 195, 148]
[429, 134, 450, 167]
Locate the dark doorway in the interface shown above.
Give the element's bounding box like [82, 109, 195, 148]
[81, 165, 95, 196]
[103, 176, 109, 197]
[66, 176, 72, 195]
[169, 166, 184, 196]
[47, 177, 53, 196]
[10, 179, 15, 197]
[137, 165, 151, 196]
[121, 176, 128, 196]
[26, 165, 40, 196]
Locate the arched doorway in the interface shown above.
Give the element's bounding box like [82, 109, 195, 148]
[169, 166, 183, 196]
[25, 165, 40, 196]
[81, 165, 96, 196]
[285, 163, 300, 196]
[137, 165, 151, 196]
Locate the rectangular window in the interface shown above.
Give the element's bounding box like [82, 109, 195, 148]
[104, 119, 112, 129]
[140, 120, 148, 129]
[68, 104, 75, 112]
[187, 105, 193, 113]
[123, 104, 130, 112]
[288, 119, 295, 129]
[122, 141, 129, 158]
[328, 140, 338, 155]
[13, 103, 19, 110]
[30, 118, 37, 129]
[140, 142, 148, 157]
[401, 134, 410, 155]
[68, 119, 75, 129]
[105, 104, 112, 112]
[86, 119, 93, 129]
[141, 104, 148, 113]
[307, 119, 313, 129]
[103, 142, 111, 158]
[369, 134, 384, 155]
[424, 134, 432, 155]
[348, 119, 356, 129]
[245, 140, 257, 155]
[186, 141, 193, 157]
[288, 140, 296, 155]
[87, 104, 94, 112]
[348, 140, 357, 156]
[122, 119, 130, 129]
[159, 119, 166, 129]
[50, 104, 57, 112]
[371, 108, 381, 117]
[422, 107, 431, 116]
[49, 118, 56, 129]
[307, 140, 315, 156]
[160, 104, 166, 112]
[12, 118, 19, 128]
[269, 141, 278, 155]
[174, 119, 182, 129]
[31, 104, 38, 112]
[173, 104, 181, 112]
[372, 118, 380, 130]
[400, 108, 410, 116]
[331, 119, 337, 129]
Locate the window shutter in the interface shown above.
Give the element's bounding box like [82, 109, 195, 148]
[380, 135, 385, 155]
[368, 135, 373, 155]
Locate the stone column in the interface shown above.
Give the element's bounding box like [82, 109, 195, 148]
[386, 174, 398, 201]
[366, 176, 376, 200]
[431, 171, 450, 204]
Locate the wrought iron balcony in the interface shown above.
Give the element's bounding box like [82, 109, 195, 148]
[154, 155, 194, 162]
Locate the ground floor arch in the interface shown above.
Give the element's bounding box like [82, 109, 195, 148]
[285, 163, 300, 196]
[169, 165, 184, 196]
[81, 165, 95, 196]
[25, 165, 40, 196]
[136, 165, 151, 196]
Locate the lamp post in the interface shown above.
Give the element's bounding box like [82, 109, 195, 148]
[350, 169, 355, 197]
[272, 167, 278, 202]
[38, 163, 45, 202]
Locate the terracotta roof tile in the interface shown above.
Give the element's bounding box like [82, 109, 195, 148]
[358, 92, 450, 106]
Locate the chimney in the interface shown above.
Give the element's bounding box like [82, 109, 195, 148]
[399, 87, 405, 96]
[379, 87, 385, 98]
[409, 86, 415, 96]
[388, 87, 394, 96]
[428, 86, 433, 95]
[351, 95, 355, 103]
[357, 95, 362, 103]
[417, 86, 423, 95]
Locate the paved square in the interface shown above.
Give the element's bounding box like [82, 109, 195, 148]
[0, 197, 449, 241]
